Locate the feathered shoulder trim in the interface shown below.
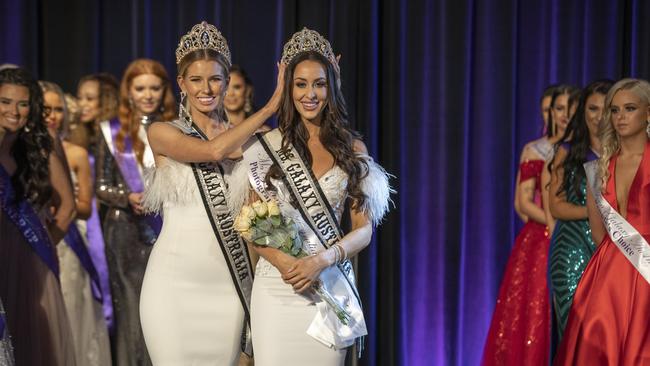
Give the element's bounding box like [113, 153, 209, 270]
[357, 154, 395, 226]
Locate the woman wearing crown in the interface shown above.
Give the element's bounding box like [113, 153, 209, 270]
[240, 29, 392, 365]
[139, 22, 285, 365]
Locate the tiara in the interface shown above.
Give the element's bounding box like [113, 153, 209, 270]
[175, 21, 231, 66]
[281, 28, 336, 66]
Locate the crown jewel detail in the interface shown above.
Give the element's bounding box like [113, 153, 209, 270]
[175, 21, 231, 66]
[281, 28, 336, 65]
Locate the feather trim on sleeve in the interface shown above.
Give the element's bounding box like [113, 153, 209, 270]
[225, 160, 250, 217]
[142, 158, 198, 214]
[357, 154, 395, 227]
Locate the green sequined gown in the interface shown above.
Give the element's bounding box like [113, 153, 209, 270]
[549, 165, 596, 342]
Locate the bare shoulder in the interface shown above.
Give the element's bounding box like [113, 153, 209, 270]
[147, 122, 183, 141]
[63, 141, 89, 162]
[353, 139, 368, 154]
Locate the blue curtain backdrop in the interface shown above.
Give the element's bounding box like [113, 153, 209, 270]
[1, 0, 649, 365]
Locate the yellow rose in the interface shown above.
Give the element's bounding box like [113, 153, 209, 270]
[240, 230, 253, 242]
[252, 200, 268, 217]
[267, 200, 281, 216]
[240, 205, 256, 220]
[234, 215, 252, 232]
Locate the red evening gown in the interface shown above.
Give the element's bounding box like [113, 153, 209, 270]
[482, 159, 551, 366]
[554, 141, 650, 365]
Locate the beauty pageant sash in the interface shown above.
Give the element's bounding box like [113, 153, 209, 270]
[530, 137, 553, 161]
[87, 153, 114, 331]
[64, 223, 102, 301]
[102, 119, 162, 245]
[585, 160, 650, 285]
[0, 165, 59, 278]
[243, 129, 367, 352]
[183, 121, 254, 355]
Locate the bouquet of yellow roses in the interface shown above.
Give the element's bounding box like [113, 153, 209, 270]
[234, 199, 304, 256]
[234, 199, 352, 325]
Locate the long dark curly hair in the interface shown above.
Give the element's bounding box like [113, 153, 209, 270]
[267, 51, 369, 209]
[0, 67, 53, 208]
[556, 80, 613, 198]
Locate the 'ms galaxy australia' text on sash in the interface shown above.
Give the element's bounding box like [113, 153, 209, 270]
[243, 129, 367, 352]
[177, 119, 255, 355]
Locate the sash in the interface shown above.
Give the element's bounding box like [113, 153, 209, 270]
[102, 119, 162, 245]
[243, 129, 367, 352]
[64, 223, 102, 301]
[530, 137, 553, 161]
[87, 153, 114, 331]
[585, 161, 650, 285]
[0, 166, 59, 278]
[183, 122, 254, 355]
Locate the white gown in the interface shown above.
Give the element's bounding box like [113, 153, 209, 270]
[251, 166, 349, 366]
[140, 157, 248, 366]
[57, 219, 112, 366]
[57, 172, 112, 366]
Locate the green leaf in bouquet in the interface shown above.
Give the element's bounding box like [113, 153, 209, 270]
[250, 228, 265, 241]
[291, 236, 303, 256]
[269, 215, 282, 227]
[268, 230, 290, 249]
[257, 218, 273, 232]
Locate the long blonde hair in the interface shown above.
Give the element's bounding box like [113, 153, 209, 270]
[598, 78, 650, 188]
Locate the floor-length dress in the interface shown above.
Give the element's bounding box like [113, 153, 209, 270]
[140, 155, 247, 365]
[555, 142, 650, 365]
[482, 158, 551, 365]
[251, 166, 350, 366]
[57, 169, 111, 366]
[548, 145, 597, 343]
[96, 122, 156, 365]
[0, 166, 77, 366]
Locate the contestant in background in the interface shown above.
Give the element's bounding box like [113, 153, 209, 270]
[555, 78, 650, 365]
[482, 85, 578, 366]
[0, 67, 76, 365]
[547, 80, 611, 345]
[72, 73, 119, 331]
[140, 22, 284, 365]
[96, 58, 175, 366]
[225, 65, 270, 133]
[514, 85, 556, 222]
[70, 73, 120, 158]
[41, 80, 112, 366]
[542, 86, 581, 233]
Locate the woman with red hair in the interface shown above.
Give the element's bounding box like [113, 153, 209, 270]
[95, 58, 175, 365]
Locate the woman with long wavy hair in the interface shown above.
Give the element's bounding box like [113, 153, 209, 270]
[0, 67, 77, 365]
[555, 78, 650, 364]
[95, 58, 175, 365]
[547, 80, 612, 346]
[241, 29, 392, 365]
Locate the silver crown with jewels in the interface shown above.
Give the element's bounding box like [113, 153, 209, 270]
[281, 28, 336, 66]
[175, 21, 231, 66]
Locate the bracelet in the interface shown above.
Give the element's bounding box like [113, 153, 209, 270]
[332, 245, 341, 265]
[332, 243, 346, 265]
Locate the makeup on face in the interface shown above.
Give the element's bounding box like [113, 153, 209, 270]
[0, 84, 30, 133]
